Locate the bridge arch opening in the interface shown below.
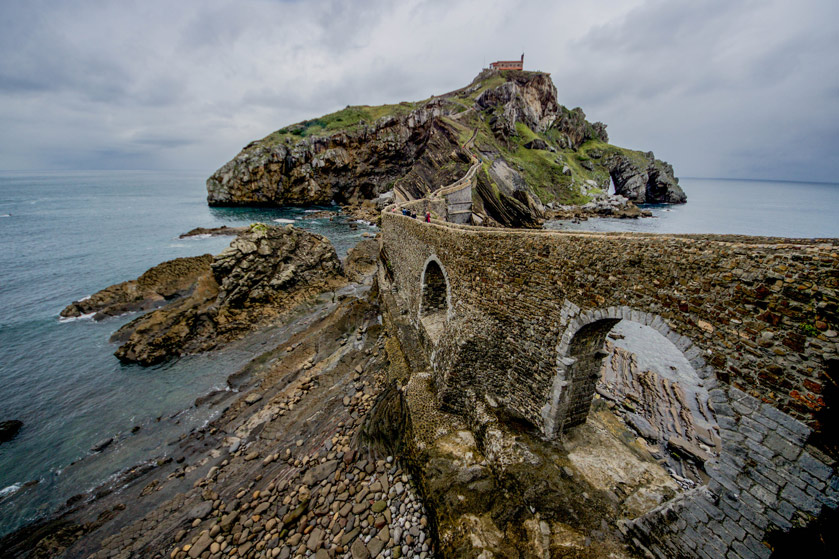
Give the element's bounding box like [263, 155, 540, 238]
[549, 308, 720, 486]
[419, 257, 450, 344]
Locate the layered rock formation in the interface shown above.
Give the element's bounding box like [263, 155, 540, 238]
[607, 151, 687, 204]
[112, 225, 345, 365]
[60, 255, 213, 320]
[598, 341, 720, 484]
[207, 70, 684, 227]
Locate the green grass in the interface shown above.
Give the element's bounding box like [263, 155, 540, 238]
[514, 122, 539, 143]
[579, 140, 650, 170]
[259, 101, 423, 146]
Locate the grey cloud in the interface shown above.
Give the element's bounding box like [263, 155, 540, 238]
[0, 0, 836, 183]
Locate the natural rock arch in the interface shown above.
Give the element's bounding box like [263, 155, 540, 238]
[418, 256, 451, 343]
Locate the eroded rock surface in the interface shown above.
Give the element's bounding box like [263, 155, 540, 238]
[607, 152, 686, 204]
[112, 225, 345, 365]
[343, 239, 379, 283]
[179, 226, 248, 238]
[60, 255, 213, 320]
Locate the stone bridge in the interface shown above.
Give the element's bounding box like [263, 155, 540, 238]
[380, 211, 839, 559]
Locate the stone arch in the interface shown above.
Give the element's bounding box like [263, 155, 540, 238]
[543, 304, 720, 440]
[418, 255, 451, 343]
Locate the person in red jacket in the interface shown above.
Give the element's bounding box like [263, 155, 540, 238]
[425, 212, 431, 223]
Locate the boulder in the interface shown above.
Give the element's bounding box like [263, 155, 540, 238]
[523, 138, 549, 150]
[0, 420, 23, 443]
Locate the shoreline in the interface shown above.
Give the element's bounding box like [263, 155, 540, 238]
[1, 269, 436, 559]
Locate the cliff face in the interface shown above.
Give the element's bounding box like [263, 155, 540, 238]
[206, 102, 447, 207]
[207, 70, 684, 224]
[608, 151, 687, 204]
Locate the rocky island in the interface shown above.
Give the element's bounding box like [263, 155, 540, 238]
[6, 69, 837, 559]
[206, 70, 685, 228]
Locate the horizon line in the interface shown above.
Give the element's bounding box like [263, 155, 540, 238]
[0, 169, 836, 187]
[683, 176, 839, 186]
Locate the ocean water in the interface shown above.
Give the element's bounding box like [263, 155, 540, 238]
[546, 177, 839, 237]
[0, 173, 836, 538]
[0, 170, 377, 537]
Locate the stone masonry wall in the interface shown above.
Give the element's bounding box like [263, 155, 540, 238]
[381, 212, 839, 558]
[382, 214, 838, 431]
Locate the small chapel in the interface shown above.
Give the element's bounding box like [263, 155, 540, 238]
[489, 53, 524, 70]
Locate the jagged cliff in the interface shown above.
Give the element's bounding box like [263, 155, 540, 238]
[208, 70, 684, 227]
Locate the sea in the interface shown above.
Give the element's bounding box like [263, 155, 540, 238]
[0, 170, 377, 537]
[0, 172, 836, 538]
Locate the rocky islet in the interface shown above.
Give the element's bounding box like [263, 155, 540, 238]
[206, 70, 685, 228]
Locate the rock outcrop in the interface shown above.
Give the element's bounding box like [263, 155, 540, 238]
[60, 255, 213, 320]
[112, 225, 345, 365]
[179, 226, 248, 238]
[475, 71, 560, 136]
[0, 420, 23, 444]
[607, 151, 686, 204]
[343, 239, 379, 283]
[548, 194, 652, 220]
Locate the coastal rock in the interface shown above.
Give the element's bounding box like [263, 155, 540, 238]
[112, 225, 345, 365]
[60, 255, 213, 320]
[179, 225, 248, 238]
[607, 151, 686, 204]
[0, 420, 23, 443]
[550, 194, 650, 220]
[343, 239, 379, 283]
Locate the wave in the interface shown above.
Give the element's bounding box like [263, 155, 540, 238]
[0, 483, 21, 499]
[0, 214, 11, 218]
[58, 312, 96, 323]
[273, 218, 296, 224]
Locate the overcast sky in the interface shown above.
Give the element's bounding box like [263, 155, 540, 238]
[1, 0, 836, 182]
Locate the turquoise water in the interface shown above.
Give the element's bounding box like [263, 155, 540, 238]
[0, 170, 377, 536]
[0, 172, 836, 538]
[547, 178, 839, 238]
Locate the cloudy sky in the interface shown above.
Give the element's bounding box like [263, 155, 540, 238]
[0, 0, 836, 182]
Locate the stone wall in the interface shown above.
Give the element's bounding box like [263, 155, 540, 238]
[380, 212, 839, 558]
